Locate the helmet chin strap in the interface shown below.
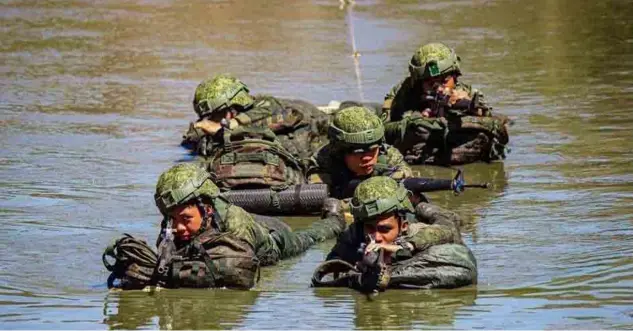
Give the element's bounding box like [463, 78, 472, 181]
[195, 198, 222, 233]
[380, 142, 388, 154]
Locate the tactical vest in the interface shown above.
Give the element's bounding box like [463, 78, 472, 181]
[209, 127, 305, 190]
[168, 231, 260, 289]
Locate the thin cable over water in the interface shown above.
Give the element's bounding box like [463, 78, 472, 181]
[345, 2, 365, 102]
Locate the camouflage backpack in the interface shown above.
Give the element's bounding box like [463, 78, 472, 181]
[209, 127, 305, 190]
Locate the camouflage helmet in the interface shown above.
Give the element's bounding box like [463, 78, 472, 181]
[328, 106, 385, 151]
[193, 74, 254, 119]
[154, 163, 220, 216]
[409, 42, 461, 80]
[350, 176, 414, 222]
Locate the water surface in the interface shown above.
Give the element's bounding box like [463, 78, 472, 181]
[1, 0, 633, 329]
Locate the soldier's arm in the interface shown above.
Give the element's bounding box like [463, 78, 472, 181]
[325, 223, 363, 264]
[385, 146, 413, 180]
[388, 243, 478, 289]
[223, 205, 281, 265]
[244, 96, 307, 133]
[382, 82, 402, 122]
[300, 199, 347, 243]
[305, 145, 334, 185]
[181, 122, 205, 149]
[448, 84, 493, 117]
[403, 203, 464, 252]
[470, 88, 493, 116]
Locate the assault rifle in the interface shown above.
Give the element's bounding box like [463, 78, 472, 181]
[402, 169, 490, 196]
[155, 226, 177, 284]
[343, 169, 489, 201]
[422, 84, 489, 117]
[356, 234, 388, 294]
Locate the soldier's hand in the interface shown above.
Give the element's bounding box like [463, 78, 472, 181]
[364, 242, 402, 254]
[194, 120, 222, 135]
[448, 89, 471, 107]
[321, 198, 343, 220]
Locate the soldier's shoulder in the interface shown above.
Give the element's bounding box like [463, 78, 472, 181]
[311, 144, 335, 168]
[384, 145, 406, 164]
[225, 204, 255, 224]
[252, 94, 283, 110]
[386, 77, 412, 99]
[332, 222, 363, 249]
[405, 222, 429, 235]
[276, 97, 321, 115]
[253, 94, 277, 103]
[455, 81, 475, 95]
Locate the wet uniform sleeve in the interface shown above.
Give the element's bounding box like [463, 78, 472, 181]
[181, 122, 205, 149]
[248, 210, 346, 262]
[305, 145, 334, 186]
[386, 203, 477, 289]
[388, 243, 478, 289]
[236, 96, 306, 134]
[294, 213, 346, 248]
[223, 205, 282, 266]
[325, 223, 363, 264]
[382, 81, 403, 122]
[384, 146, 413, 180]
[403, 203, 464, 252]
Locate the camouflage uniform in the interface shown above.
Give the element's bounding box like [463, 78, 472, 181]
[305, 106, 412, 199]
[182, 74, 329, 159]
[314, 176, 477, 290]
[382, 43, 510, 165]
[151, 163, 345, 289]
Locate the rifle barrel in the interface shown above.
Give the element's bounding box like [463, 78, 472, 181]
[402, 177, 453, 192]
[464, 183, 491, 189]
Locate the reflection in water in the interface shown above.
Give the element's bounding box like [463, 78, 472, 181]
[104, 289, 259, 330]
[1, 0, 633, 329]
[414, 162, 508, 236]
[313, 287, 477, 329]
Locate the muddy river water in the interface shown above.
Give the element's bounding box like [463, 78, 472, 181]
[1, 0, 633, 329]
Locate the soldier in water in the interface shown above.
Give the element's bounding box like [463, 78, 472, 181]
[312, 176, 477, 292]
[182, 74, 329, 159]
[382, 42, 510, 165]
[103, 163, 346, 289]
[306, 106, 412, 199]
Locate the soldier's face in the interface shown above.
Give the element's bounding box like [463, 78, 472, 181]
[363, 213, 408, 244]
[422, 74, 456, 93]
[168, 204, 213, 241]
[344, 147, 379, 176]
